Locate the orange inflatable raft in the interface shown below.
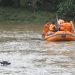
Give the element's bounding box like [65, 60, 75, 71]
[44, 31, 75, 41]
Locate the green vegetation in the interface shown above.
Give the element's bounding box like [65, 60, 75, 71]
[0, 0, 75, 24]
[57, 0, 75, 21]
[0, 7, 55, 24]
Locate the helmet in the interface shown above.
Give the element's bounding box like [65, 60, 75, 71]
[58, 19, 65, 24]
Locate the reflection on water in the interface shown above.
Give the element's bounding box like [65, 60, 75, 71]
[0, 23, 75, 75]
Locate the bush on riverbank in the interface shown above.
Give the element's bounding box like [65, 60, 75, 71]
[0, 7, 56, 24]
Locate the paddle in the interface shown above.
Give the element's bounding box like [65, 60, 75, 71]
[55, 14, 60, 31]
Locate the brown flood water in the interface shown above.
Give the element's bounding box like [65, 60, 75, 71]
[0, 22, 75, 75]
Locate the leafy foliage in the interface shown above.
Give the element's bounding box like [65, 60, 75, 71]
[1, 0, 14, 6]
[57, 0, 75, 20]
[0, 0, 75, 20]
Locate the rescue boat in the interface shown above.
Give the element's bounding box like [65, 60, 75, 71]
[44, 31, 75, 41]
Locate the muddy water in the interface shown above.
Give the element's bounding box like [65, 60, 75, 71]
[0, 23, 75, 75]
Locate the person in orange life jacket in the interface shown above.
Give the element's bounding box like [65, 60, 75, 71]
[42, 22, 51, 38]
[42, 22, 56, 38]
[47, 22, 56, 35]
[58, 19, 74, 33]
[42, 22, 51, 35]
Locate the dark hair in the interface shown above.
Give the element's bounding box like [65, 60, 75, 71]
[65, 19, 70, 22]
[46, 22, 51, 25]
[51, 21, 55, 24]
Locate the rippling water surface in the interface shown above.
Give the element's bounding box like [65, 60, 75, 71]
[0, 23, 75, 75]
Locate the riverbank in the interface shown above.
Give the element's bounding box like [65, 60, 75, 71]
[0, 7, 55, 25]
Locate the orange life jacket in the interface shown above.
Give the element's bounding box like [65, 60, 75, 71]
[60, 22, 73, 32]
[43, 23, 50, 34]
[43, 23, 56, 35]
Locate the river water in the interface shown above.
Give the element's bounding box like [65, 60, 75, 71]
[0, 23, 75, 75]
